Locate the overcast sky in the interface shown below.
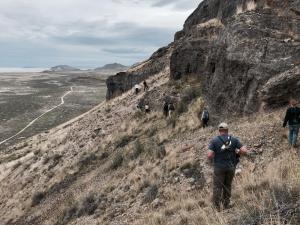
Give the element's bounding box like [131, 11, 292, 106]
[0, 0, 200, 68]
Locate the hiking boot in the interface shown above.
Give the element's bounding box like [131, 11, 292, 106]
[224, 203, 235, 210]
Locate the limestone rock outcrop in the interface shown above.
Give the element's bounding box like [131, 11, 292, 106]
[170, 0, 300, 114]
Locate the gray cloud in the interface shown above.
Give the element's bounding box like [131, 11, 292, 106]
[150, 0, 199, 10]
[0, 0, 201, 68]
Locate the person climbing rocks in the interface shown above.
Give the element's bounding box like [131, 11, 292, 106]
[168, 102, 175, 117]
[134, 84, 141, 94]
[137, 100, 143, 111]
[207, 122, 249, 210]
[145, 103, 150, 113]
[201, 108, 210, 128]
[143, 80, 149, 91]
[163, 101, 169, 118]
[283, 99, 300, 148]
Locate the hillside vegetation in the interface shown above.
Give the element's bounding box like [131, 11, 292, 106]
[0, 69, 299, 225]
[0, 0, 300, 224]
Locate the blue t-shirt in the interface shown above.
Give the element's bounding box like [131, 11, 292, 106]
[209, 135, 243, 169]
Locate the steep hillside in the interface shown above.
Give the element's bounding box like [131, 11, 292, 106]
[0, 67, 299, 225]
[0, 1, 300, 225]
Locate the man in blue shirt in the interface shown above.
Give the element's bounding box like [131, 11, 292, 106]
[207, 122, 248, 210]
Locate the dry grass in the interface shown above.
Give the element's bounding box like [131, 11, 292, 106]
[135, 150, 300, 225]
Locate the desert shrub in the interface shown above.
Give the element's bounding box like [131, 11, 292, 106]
[115, 135, 132, 148]
[176, 101, 188, 115]
[31, 191, 45, 207]
[55, 193, 100, 225]
[77, 193, 98, 216]
[99, 151, 109, 160]
[110, 153, 124, 170]
[48, 154, 62, 170]
[130, 140, 144, 159]
[33, 149, 41, 156]
[155, 145, 166, 159]
[139, 179, 151, 192]
[176, 86, 202, 116]
[168, 79, 183, 90]
[143, 184, 159, 204]
[182, 86, 201, 103]
[42, 155, 51, 164]
[133, 110, 144, 120]
[78, 153, 97, 168]
[232, 182, 300, 225]
[147, 126, 158, 137]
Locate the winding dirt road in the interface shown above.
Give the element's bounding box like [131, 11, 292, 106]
[0, 86, 74, 145]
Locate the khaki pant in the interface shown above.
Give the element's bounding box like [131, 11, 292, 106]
[213, 167, 235, 210]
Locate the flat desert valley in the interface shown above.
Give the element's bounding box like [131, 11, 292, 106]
[0, 71, 108, 149]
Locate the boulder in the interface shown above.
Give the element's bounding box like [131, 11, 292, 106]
[261, 66, 300, 107]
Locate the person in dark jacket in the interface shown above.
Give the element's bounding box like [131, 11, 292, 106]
[163, 101, 169, 118]
[283, 99, 300, 147]
[201, 108, 210, 128]
[207, 123, 249, 210]
[143, 80, 149, 91]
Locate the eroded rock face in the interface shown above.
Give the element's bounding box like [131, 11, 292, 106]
[170, 0, 300, 114]
[106, 0, 300, 115]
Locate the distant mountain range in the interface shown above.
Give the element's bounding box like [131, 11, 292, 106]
[48, 65, 80, 72]
[45, 63, 129, 73]
[94, 63, 129, 72]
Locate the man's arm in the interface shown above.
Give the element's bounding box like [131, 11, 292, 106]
[207, 150, 215, 159]
[237, 146, 248, 155]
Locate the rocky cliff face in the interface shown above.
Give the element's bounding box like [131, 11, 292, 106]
[171, 0, 300, 114]
[106, 0, 300, 115]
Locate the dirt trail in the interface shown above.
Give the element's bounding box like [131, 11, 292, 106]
[0, 86, 74, 145]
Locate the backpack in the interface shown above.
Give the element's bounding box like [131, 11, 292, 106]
[218, 136, 240, 166]
[218, 136, 232, 151]
[202, 110, 209, 120]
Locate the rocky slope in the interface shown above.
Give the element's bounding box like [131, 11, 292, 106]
[0, 68, 299, 225]
[0, 1, 300, 225]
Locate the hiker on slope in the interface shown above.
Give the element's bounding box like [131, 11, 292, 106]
[207, 123, 249, 210]
[163, 101, 169, 118]
[201, 108, 210, 128]
[283, 99, 300, 148]
[168, 102, 175, 117]
[143, 80, 149, 92]
[134, 84, 141, 95]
